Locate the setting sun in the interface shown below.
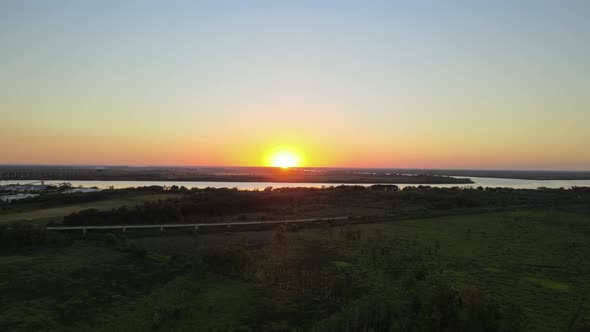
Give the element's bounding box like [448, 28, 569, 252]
[266, 146, 304, 168]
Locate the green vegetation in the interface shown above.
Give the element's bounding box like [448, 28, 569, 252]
[0, 210, 589, 330]
[59, 185, 590, 226]
[1, 187, 589, 331]
[0, 193, 183, 225]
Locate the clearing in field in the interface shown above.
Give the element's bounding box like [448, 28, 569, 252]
[0, 193, 183, 225]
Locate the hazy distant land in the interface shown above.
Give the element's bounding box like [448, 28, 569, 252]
[2, 165, 590, 184]
[0, 165, 474, 184]
[399, 168, 590, 180]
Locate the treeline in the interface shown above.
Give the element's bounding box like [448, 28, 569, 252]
[0, 186, 175, 210]
[61, 189, 302, 225]
[58, 185, 590, 226]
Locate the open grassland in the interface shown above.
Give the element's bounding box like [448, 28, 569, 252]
[1, 209, 589, 331]
[307, 210, 590, 331]
[0, 193, 183, 225]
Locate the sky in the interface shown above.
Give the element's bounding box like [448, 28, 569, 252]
[1, 0, 589, 170]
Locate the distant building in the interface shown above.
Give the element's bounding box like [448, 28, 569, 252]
[0, 194, 39, 202]
[0, 184, 47, 192]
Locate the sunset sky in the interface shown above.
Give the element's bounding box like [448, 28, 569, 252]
[1, 1, 589, 170]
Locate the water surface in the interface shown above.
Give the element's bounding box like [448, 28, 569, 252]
[2, 177, 590, 190]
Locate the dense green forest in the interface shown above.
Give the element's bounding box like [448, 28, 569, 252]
[54, 185, 590, 226]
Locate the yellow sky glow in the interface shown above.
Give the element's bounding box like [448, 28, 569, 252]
[265, 146, 305, 168]
[1, 3, 590, 170]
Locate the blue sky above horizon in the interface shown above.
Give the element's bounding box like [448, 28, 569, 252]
[1, 0, 589, 170]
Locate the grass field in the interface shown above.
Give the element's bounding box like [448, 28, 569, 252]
[0, 193, 183, 225]
[310, 210, 590, 331]
[1, 209, 589, 331]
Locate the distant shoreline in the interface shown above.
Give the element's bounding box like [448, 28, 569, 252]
[0, 175, 474, 185]
[4, 165, 590, 182]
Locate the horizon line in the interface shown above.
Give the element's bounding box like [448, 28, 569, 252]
[0, 163, 588, 173]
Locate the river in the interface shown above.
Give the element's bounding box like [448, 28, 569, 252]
[2, 177, 590, 190]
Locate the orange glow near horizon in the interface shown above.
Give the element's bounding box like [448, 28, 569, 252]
[1, 123, 589, 170]
[266, 146, 305, 168]
[2, 3, 590, 171]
